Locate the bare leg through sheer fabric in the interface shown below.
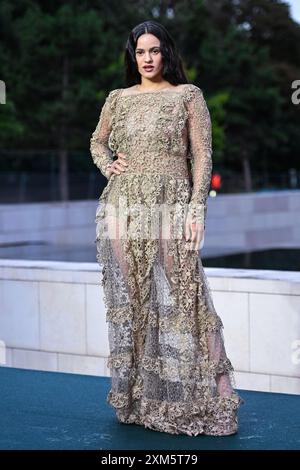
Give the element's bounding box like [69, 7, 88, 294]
[95, 180, 243, 437]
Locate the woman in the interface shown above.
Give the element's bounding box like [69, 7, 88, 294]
[90, 20, 244, 436]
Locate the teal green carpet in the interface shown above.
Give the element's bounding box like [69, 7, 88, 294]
[0, 367, 299, 450]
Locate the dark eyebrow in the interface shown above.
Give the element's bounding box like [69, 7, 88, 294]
[135, 46, 160, 51]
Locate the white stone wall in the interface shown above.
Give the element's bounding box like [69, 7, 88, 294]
[0, 259, 299, 395]
[0, 200, 97, 246]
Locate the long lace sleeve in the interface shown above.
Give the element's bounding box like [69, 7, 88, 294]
[186, 86, 213, 228]
[90, 89, 120, 180]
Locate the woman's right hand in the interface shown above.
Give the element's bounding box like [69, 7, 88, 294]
[107, 152, 128, 178]
[184, 220, 204, 251]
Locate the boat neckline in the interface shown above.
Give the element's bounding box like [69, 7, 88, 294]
[120, 84, 191, 97]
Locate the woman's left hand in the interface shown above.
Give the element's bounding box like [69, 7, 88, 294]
[184, 221, 204, 251]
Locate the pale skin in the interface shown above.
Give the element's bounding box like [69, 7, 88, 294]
[106, 33, 204, 250]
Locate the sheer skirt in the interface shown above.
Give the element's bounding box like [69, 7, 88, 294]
[94, 174, 243, 436]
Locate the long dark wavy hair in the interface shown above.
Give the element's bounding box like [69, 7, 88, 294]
[124, 20, 189, 87]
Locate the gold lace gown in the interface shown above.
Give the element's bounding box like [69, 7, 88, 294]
[90, 83, 244, 436]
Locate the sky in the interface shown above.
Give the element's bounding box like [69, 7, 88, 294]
[287, 0, 300, 23]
